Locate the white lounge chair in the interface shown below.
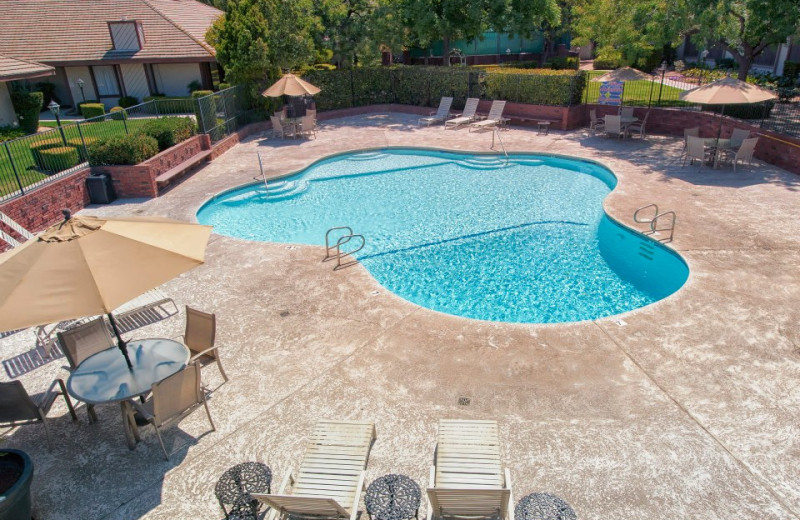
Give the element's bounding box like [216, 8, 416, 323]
[420, 97, 454, 126]
[427, 419, 514, 520]
[444, 98, 480, 130]
[255, 420, 376, 520]
[469, 101, 507, 132]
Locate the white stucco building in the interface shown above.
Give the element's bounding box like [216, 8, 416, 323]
[0, 55, 54, 127]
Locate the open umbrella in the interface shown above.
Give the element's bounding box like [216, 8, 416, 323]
[591, 67, 653, 83]
[679, 76, 776, 150]
[262, 73, 321, 98]
[0, 211, 212, 368]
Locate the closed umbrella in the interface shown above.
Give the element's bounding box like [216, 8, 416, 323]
[0, 211, 212, 368]
[262, 73, 321, 97]
[591, 67, 653, 83]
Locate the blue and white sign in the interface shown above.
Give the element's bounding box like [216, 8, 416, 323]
[598, 82, 624, 105]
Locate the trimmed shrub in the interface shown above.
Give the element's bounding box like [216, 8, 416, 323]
[143, 95, 194, 115]
[88, 134, 159, 166]
[118, 96, 139, 108]
[593, 50, 622, 70]
[0, 126, 26, 143]
[30, 138, 64, 169]
[218, 82, 231, 90]
[482, 69, 586, 106]
[36, 146, 80, 172]
[80, 103, 105, 119]
[192, 90, 217, 133]
[10, 90, 43, 134]
[187, 80, 203, 94]
[35, 82, 60, 110]
[109, 107, 128, 120]
[138, 117, 195, 151]
[703, 101, 774, 120]
[547, 56, 579, 70]
[66, 136, 99, 161]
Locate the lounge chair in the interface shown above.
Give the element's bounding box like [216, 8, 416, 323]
[603, 115, 626, 139]
[0, 379, 77, 450]
[427, 419, 514, 520]
[419, 97, 454, 126]
[720, 137, 758, 172]
[255, 420, 376, 520]
[469, 101, 507, 132]
[444, 98, 480, 130]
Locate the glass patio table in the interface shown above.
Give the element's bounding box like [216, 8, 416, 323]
[67, 338, 189, 449]
[703, 138, 734, 167]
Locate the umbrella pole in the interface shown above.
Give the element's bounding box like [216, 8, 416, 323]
[107, 313, 133, 370]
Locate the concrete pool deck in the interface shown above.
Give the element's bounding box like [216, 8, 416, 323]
[0, 111, 798, 519]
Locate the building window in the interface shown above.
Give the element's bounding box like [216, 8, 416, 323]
[108, 21, 144, 51]
[92, 66, 121, 97]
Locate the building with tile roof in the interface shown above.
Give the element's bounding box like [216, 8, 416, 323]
[0, 0, 223, 114]
[0, 55, 55, 126]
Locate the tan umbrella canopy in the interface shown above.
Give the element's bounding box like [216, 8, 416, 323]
[262, 73, 321, 97]
[0, 211, 212, 367]
[678, 76, 777, 104]
[591, 67, 654, 82]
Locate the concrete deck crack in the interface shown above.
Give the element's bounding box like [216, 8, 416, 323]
[592, 320, 800, 519]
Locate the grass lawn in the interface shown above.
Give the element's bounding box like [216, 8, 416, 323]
[0, 118, 153, 198]
[583, 79, 690, 107]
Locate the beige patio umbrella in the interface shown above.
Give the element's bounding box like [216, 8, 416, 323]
[0, 211, 212, 368]
[591, 66, 654, 83]
[262, 73, 321, 97]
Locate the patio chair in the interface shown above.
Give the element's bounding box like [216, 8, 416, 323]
[419, 97, 454, 126]
[603, 115, 626, 139]
[469, 100, 507, 132]
[627, 110, 649, 139]
[444, 98, 480, 130]
[684, 135, 712, 169]
[254, 420, 376, 520]
[679, 127, 700, 162]
[0, 379, 77, 450]
[57, 316, 115, 370]
[729, 128, 751, 148]
[128, 362, 215, 460]
[427, 419, 514, 520]
[589, 108, 604, 134]
[271, 115, 287, 138]
[721, 137, 758, 172]
[298, 115, 317, 139]
[619, 106, 635, 119]
[182, 307, 229, 384]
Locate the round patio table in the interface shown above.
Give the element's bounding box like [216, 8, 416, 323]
[66, 338, 190, 449]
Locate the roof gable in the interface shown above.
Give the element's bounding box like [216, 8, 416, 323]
[0, 54, 55, 81]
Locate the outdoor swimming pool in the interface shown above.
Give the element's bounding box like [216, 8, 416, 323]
[197, 148, 688, 323]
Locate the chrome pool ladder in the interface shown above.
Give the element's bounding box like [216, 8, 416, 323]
[254, 152, 269, 193]
[634, 204, 676, 243]
[491, 127, 509, 167]
[323, 226, 365, 270]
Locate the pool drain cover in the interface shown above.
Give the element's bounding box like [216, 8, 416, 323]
[458, 396, 471, 406]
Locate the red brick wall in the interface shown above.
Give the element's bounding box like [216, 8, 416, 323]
[92, 164, 157, 198]
[147, 135, 209, 172]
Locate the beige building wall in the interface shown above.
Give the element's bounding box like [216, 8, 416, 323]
[152, 63, 202, 97]
[119, 64, 150, 103]
[0, 82, 18, 127]
[64, 66, 97, 107]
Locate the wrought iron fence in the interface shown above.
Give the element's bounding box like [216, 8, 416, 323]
[583, 70, 800, 138]
[0, 86, 246, 201]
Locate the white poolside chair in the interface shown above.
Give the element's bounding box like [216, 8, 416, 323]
[619, 106, 635, 119]
[419, 97, 454, 126]
[589, 108, 604, 135]
[603, 115, 626, 139]
[684, 135, 712, 169]
[427, 419, 514, 520]
[626, 110, 649, 139]
[255, 420, 376, 520]
[469, 101, 507, 132]
[679, 127, 700, 162]
[444, 98, 480, 130]
[721, 137, 758, 172]
[729, 128, 751, 148]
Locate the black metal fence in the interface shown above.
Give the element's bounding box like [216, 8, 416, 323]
[583, 70, 800, 138]
[0, 86, 247, 201]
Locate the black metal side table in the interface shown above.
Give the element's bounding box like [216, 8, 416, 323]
[537, 121, 551, 135]
[215, 462, 272, 520]
[515, 492, 577, 520]
[365, 474, 422, 520]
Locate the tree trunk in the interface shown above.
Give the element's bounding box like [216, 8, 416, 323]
[736, 54, 753, 81]
[443, 35, 450, 66]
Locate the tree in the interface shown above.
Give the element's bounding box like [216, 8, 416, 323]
[206, 0, 318, 91]
[314, 0, 402, 67]
[686, 0, 800, 80]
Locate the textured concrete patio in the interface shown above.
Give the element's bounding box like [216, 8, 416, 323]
[1, 112, 798, 520]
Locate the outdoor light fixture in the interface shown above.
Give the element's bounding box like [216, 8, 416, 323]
[48, 100, 68, 146]
[76, 78, 86, 103]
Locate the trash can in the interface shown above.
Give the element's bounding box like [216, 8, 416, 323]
[86, 174, 117, 204]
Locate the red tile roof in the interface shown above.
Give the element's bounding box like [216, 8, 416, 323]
[0, 0, 222, 65]
[0, 54, 55, 81]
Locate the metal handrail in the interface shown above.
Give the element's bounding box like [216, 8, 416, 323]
[323, 226, 354, 261]
[650, 211, 676, 243]
[333, 234, 365, 270]
[254, 152, 269, 193]
[633, 204, 658, 224]
[491, 127, 509, 167]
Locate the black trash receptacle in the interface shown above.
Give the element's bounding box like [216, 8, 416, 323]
[86, 174, 117, 204]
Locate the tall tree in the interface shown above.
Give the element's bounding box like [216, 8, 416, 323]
[314, 0, 402, 67]
[686, 0, 800, 80]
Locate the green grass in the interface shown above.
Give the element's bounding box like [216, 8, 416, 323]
[582, 77, 690, 107]
[0, 118, 154, 197]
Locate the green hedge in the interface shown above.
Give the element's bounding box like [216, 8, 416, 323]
[88, 134, 159, 166]
[118, 96, 139, 108]
[138, 117, 195, 151]
[36, 146, 80, 172]
[66, 136, 99, 161]
[192, 90, 217, 133]
[10, 90, 43, 134]
[30, 138, 65, 169]
[0, 126, 26, 143]
[109, 107, 128, 120]
[703, 101, 774, 120]
[143, 95, 195, 115]
[482, 69, 585, 106]
[80, 103, 106, 119]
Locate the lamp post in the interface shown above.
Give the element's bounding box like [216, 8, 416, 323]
[656, 61, 668, 106]
[48, 100, 68, 146]
[76, 78, 86, 104]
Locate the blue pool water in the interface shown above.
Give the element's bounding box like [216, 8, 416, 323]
[197, 149, 688, 323]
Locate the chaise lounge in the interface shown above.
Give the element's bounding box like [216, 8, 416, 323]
[444, 98, 480, 130]
[420, 97, 454, 126]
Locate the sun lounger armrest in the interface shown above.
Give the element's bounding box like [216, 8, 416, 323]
[351, 470, 367, 520]
[260, 468, 294, 520]
[505, 468, 514, 520]
[426, 465, 436, 520]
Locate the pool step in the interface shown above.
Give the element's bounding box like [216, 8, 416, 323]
[264, 180, 309, 200]
[349, 152, 390, 161]
[514, 159, 544, 167]
[637, 241, 655, 260]
[458, 157, 508, 170]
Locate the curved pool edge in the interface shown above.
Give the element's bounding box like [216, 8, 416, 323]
[195, 146, 691, 325]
